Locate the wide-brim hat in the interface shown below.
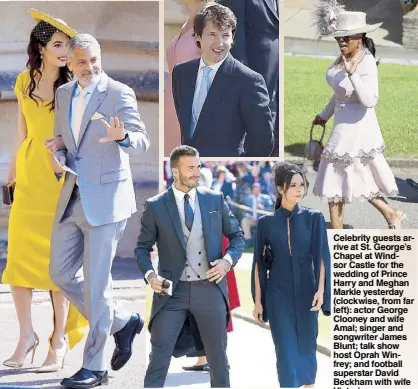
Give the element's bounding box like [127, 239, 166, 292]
[29, 8, 77, 38]
[329, 11, 382, 37]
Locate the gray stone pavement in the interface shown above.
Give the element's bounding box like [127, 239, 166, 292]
[0, 257, 333, 389]
[291, 165, 418, 229]
[162, 318, 332, 389]
[283, 0, 418, 64]
[0, 259, 146, 388]
[0, 300, 146, 389]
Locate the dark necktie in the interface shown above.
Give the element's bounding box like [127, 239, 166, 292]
[184, 193, 194, 231]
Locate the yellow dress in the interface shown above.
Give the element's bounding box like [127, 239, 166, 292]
[2, 70, 88, 349]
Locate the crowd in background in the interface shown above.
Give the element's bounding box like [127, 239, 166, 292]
[164, 161, 277, 245]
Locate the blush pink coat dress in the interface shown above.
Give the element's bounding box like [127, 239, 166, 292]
[164, 27, 200, 157]
[313, 50, 398, 203]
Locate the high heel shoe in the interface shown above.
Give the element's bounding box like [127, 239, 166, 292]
[388, 211, 410, 229]
[2, 333, 39, 368]
[36, 337, 68, 373]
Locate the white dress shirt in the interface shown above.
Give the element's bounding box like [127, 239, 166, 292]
[192, 54, 229, 108]
[70, 76, 101, 138]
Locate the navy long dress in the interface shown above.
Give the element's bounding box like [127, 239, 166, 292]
[251, 204, 331, 388]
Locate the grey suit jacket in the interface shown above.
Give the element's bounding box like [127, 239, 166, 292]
[135, 186, 245, 356]
[54, 72, 150, 227]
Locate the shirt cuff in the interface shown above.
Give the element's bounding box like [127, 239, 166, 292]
[222, 254, 233, 267]
[145, 270, 156, 283]
[115, 132, 130, 148]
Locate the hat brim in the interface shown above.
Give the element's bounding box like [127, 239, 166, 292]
[329, 22, 383, 37]
[29, 8, 77, 38]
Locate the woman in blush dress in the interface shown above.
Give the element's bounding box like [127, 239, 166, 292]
[312, 2, 407, 229]
[164, 0, 208, 157]
[252, 162, 331, 388]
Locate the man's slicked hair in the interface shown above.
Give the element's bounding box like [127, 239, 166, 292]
[170, 146, 199, 169]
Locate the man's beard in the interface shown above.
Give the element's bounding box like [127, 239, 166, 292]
[178, 172, 199, 189]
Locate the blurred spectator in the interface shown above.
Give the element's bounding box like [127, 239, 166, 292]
[163, 161, 277, 222]
[199, 166, 213, 189]
[212, 166, 234, 200]
[241, 183, 274, 247]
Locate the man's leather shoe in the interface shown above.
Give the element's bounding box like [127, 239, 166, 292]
[60, 368, 108, 388]
[111, 313, 144, 371]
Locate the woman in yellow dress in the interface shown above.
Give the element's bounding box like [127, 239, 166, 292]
[2, 9, 87, 372]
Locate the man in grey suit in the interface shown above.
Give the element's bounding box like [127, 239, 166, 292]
[135, 146, 245, 388]
[49, 34, 150, 389]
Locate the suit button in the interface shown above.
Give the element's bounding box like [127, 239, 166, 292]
[185, 264, 189, 267]
[197, 275, 201, 279]
[187, 275, 190, 279]
[198, 263, 201, 266]
[199, 251, 201, 254]
[75, 157, 81, 161]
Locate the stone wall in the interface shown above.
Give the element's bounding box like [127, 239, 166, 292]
[403, 8, 418, 49]
[0, 2, 159, 260]
[164, 0, 188, 72]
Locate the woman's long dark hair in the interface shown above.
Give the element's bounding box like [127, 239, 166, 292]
[273, 162, 309, 210]
[26, 28, 71, 112]
[362, 34, 379, 65]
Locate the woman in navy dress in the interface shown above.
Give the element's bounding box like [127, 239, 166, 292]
[251, 162, 331, 388]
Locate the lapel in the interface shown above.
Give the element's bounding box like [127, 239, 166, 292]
[263, 0, 279, 21]
[184, 59, 200, 137]
[61, 80, 78, 154]
[196, 188, 211, 256]
[192, 54, 235, 140]
[77, 73, 109, 147]
[165, 187, 187, 252]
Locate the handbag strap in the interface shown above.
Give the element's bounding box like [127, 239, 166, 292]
[310, 123, 326, 143]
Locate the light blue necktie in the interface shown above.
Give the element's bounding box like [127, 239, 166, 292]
[190, 66, 212, 138]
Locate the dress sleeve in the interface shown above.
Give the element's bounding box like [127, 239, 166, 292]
[319, 94, 335, 121]
[251, 217, 269, 322]
[312, 211, 331, 316]
[347, 55, 378, 108]
[14, 72, 25, 101]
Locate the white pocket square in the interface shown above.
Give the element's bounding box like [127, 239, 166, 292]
[91, 112, 105, 120]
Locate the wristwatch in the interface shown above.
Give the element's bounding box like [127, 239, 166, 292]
[116, 131, 128, 142]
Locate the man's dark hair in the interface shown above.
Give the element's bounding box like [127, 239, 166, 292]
[193, 3, 237, 49]
[170, 146, 199, 169]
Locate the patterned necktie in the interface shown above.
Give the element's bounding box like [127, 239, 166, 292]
[190, 66, 212, 137]
[184, 193, 194, 232]
[73, 88, 89, 146]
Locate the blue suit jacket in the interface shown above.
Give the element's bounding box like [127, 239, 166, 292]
[135, 186, 245, 357]
[220, 0, 279, 105]
[172, 53, 274, 157]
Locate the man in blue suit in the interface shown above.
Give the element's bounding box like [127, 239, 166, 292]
[172, 3, 274, 157]
[49, 34, 150, 388]
[135, 145, 245, 387]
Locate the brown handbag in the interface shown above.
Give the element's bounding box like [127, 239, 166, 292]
[304, 123, 326, 162]
[2, 181, 15, 205]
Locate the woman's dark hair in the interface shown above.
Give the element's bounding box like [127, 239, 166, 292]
[273, 162, 309, 210]
[362, 34, 379, 65]
[26, 24, 71, 112]
[193, 2, 236, 49]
